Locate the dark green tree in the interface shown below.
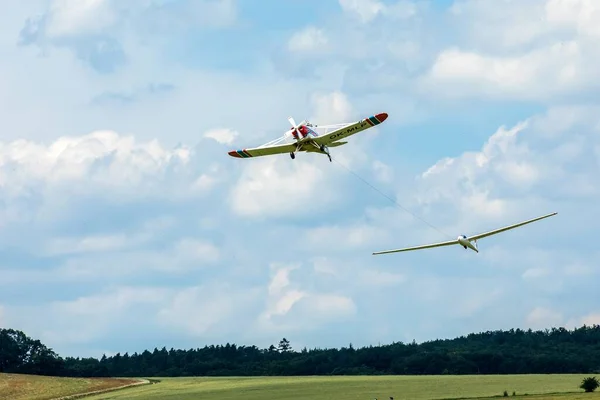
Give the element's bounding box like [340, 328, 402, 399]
[278, 338, 292, 353]
[0, 328, 64, 375]
[580, 376, 599, 392]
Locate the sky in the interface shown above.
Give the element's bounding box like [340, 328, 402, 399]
[0, 0, 599, 359]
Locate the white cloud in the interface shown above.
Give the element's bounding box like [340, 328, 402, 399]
[268, 263, 298, 295]
[288, 27, 328, 52]
[310, 91, 354, 123]
[204, 128, 238, 145]
[413, 106, 600, 235]
[448, 0, 600, 50]
[338, 0, 415, 23]
[545, 0, 600, 37]
[262, 264, 306, 320]
[422, 41, 597, 100]
[46, 0, 115, 37]
[423, 0, 600, 101]
[228, 157, 338, 217]
[416, 121, 532, 222]
[338, 0, 386, 23]
[257, 263, 356, 333]
[0, 130, 215, 205]
[449, 0, 550, 48]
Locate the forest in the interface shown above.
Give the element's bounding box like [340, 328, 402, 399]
[1, 325, 600, 377]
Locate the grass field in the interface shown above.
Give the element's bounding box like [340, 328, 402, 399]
[2, 373, 599, 400]
[0, 373, 147, 400]
[79, 375, 600, 400]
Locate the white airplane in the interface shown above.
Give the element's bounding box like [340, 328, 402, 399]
[228, 112, 388, 162]
[372, 212, 557, 255]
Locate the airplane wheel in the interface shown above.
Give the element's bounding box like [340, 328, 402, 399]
[290, 152, 295, 160]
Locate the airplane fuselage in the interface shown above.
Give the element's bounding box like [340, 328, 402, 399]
[458, 235, 479, 252]
[290, 125, 318, 140]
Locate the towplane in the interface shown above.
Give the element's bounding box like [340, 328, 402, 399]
[228, 112, 388, 162]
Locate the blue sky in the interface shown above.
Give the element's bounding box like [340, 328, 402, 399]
[1, 0, 599, 358]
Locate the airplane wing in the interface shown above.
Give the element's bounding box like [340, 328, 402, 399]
[227, 143, 297, 158]
[467, 212, 557, 241]
[372, 239, 459, 255]
[313, 113, 388, 146]
[327, 141, 347, 147]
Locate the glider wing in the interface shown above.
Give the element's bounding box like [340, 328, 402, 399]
[468, 212, 558, 241]
[372, 239, 459, 255]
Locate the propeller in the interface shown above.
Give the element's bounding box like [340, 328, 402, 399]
[287, 116, 304, 141]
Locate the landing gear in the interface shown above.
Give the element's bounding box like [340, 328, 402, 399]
[319, 144, 332, 162]
[290, 152, 295, 160]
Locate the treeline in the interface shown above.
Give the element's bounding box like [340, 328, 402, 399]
[2, 326, 600, 377]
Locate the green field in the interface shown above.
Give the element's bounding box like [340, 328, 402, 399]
[0, 373, 147, 400]
[80, 375, 600, 400]
[2, 374, 599, 400]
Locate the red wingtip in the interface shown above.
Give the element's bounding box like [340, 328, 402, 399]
[375, 112, 388, 123]
[228, 150, 241, 158]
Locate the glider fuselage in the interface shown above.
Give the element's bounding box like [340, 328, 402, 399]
[458, 235, 478, 252]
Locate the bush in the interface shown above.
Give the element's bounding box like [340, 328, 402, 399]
[503, 390, 508, 397]
[580, 376, 599, 392]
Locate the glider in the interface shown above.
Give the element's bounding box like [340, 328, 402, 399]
[228, 112, 388, 162]
[372, 212, 557, 255]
